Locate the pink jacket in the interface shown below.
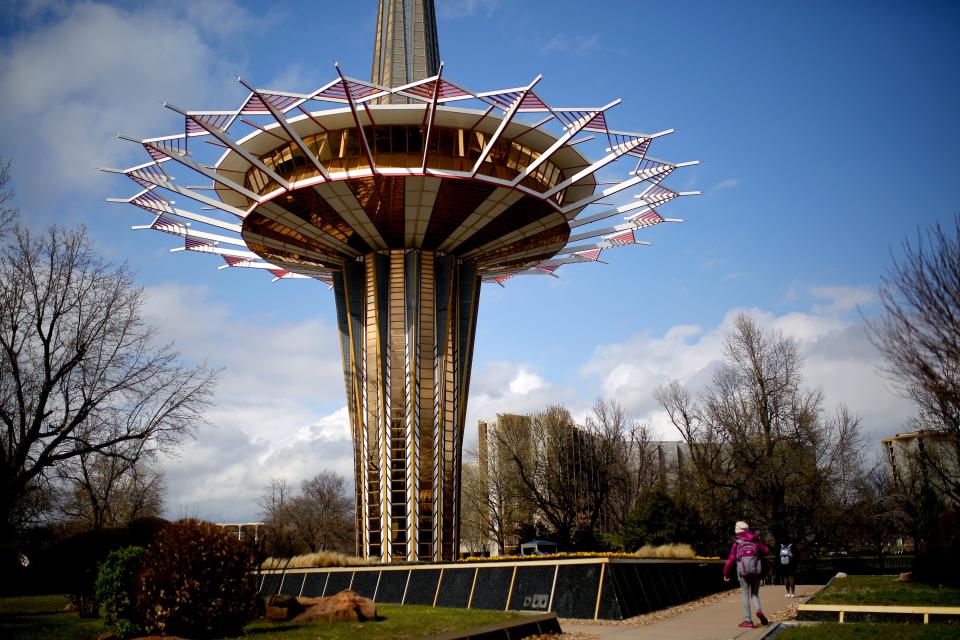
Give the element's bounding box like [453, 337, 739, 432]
[723, 531, 769, 579]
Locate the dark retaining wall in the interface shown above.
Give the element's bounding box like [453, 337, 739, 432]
[258, 558, 727, 620]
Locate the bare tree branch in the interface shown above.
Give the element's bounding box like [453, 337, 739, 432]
[0, 225, 217, 542]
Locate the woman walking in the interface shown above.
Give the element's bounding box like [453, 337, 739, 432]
[723, 521, 770, 628]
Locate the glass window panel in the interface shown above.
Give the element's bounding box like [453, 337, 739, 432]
[408, 126, 423, 153]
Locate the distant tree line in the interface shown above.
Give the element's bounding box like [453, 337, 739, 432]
[463, 304, 958, 563]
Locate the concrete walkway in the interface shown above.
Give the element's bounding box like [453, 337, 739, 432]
[560, 584, 818, 640]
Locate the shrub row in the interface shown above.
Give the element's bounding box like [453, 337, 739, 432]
[96, 519, 257, 639]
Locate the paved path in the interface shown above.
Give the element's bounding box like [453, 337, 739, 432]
[560, 584, 818, 640]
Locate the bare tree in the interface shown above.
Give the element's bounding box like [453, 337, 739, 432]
[464, 417, 530, 555]
[656, 313, 863, 542]
[587, 399, 658, 546]
[870, 215, 960, 503]
[259, 472, 354, 556]
[55, 441, 165, 529]
[495, 402, 640, 549]
[259, 479, 298, 558]
[0, 158, 17, 237]
[0, 226, 217, 543]
[289, 471, 353, 553]
[458, 459, 490, 554]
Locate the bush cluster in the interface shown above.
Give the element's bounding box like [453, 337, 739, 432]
[912, 508, 960, 588]
[135, 519, 257, 638]
[95, 546, 145, 639]
[90, 519, 258, 639]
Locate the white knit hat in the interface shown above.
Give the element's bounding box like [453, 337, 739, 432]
[735, 521, 749, 534]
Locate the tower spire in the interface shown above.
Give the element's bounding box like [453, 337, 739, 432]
[372, 0, 440, 91]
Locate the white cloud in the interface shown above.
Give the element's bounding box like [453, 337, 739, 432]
[437, 0, 500, 19]
[809, 285, 875, 313]
[162, 405, 354, 523]
[0, 1, 248, 207]
[139, 283, 350, 522]
[509, 369, 546, 395]
[538, 33, 601, 56]
[710, 178, 740, 194]
[141, 283, 343, 404]
[465, 360, 588, 441]
[581, 306, 913, 444]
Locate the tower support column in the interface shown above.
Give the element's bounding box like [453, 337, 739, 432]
[333, 250, 479, 562]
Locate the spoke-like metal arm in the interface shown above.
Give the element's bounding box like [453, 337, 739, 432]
[131, 221, 247, 247]
[421, 63, 444, 171]
[170, 244, 259, 258]
[335, 64, 378, 173]
[165, 102, 291, 190]
[219, 260, 284, 271]
[567, 215, 681, 242]
[542, 131, 661, 200]
[510, 99, 620, 187]
[102, 165, 249, 218]
[561, 237, 651, 254]
[108, 191, 242, 233]
[238, 77, 332, 182]
[469, 75, 542, 177]
[119, 134, 263, 203]
[562, 175, 648, 216]
[568, 199, 655, 229]
[632, 158, 699, 177]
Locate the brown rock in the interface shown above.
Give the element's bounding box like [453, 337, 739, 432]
[292, 589, 377, 624]
[265, 594, 306, 621]
[96, 631, 120, 640]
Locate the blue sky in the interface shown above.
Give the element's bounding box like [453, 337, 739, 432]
[2, 0, 959, 522]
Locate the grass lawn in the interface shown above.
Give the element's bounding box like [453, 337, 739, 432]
[238, 604, 521, 639]
[0, 595, 104, 640]
[0, 594, 521, 640]
[776, 623, 960, 639]
[810, 575, 960, 607]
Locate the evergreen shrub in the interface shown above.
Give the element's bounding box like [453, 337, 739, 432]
[136, 519, 257, 638]
[95, 546, 145, 639]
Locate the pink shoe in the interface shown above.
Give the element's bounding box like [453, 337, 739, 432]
[757, 611, 769, 626]
[739, 621, 756, 628]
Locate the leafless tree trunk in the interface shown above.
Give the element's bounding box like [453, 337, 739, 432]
[869, 215, 960, 503]
[0, 225, 217, 543]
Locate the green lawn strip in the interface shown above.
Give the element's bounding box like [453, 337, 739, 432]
[237, 604, 522, 639]
[777, 623, 960, 639]
[1, 595, 521, 640]
[810, 575, 960, 607]
[0, 595, 105, 640]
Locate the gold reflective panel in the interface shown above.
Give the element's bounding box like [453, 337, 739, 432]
[243, 125, 567, 201]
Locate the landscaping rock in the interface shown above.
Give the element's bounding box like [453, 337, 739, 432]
[292, 589, 376, 624]
[265, 594, 305, 621]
